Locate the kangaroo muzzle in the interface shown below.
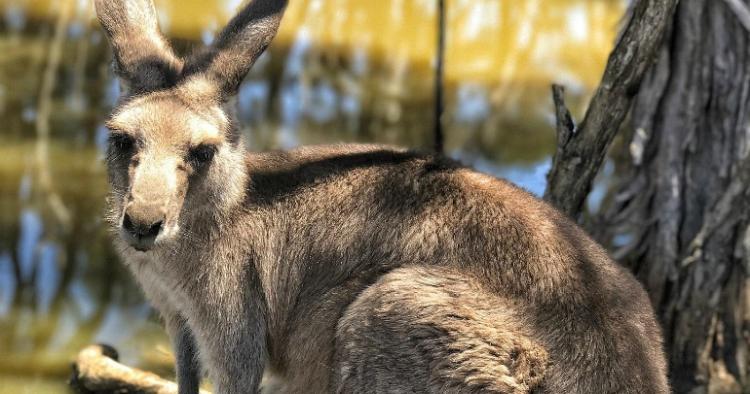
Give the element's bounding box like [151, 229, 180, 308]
[122, 200, 166, 251]
[121, 158, 184, 251]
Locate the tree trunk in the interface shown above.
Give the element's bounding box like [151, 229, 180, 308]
[597, 0, 750, 391]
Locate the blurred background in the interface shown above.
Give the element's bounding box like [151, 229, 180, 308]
[0, 0, 624, 392]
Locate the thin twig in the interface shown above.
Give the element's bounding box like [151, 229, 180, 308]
[433, 0, 446, 153]
[550, 84, 576, 150]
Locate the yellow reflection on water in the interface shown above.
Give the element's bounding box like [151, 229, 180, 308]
[167, 0, 623, 88]
[6, 0, 623, 88]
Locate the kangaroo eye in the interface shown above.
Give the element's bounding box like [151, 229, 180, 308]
[108, 133, 135, 152]
[188, 145, 216, 166]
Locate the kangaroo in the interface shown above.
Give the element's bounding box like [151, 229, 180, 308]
[96, 0, 669, 393]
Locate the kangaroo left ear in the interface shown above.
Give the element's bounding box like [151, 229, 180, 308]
[183, 0, 288, 99]
[95, 0, 183, 93]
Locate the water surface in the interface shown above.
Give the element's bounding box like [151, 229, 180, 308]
[0, 0, 624, 392]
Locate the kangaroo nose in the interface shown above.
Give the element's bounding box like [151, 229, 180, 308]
[123, 213, 163, 238]
[122, 211, 164, 251]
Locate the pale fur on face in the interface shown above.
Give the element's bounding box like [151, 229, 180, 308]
[105, 83, 247, 253]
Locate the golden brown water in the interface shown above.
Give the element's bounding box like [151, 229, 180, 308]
[0, 0, 624, 392]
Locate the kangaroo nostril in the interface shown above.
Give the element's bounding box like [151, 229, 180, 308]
[146, 220, 163, 238]
[122, 213, 136, 234]
[122, 213, 164, 239]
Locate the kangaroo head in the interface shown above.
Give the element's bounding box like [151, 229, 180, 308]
[97, 0, 287, 252]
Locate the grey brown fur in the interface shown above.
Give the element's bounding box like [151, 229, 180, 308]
[95, 0, 670, 393]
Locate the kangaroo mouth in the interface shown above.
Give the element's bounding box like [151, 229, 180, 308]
[119, 214, 181, 252]
[121, 231, 157, 252]
[120, 228, 158, 252]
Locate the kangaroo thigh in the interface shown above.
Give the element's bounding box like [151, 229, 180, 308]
[333, 266, 548, 394]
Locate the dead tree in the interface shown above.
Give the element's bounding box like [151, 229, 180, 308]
[548, 0, 750, 391]
[596, 0, 750, 391]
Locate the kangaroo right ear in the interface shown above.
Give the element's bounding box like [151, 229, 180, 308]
[183, 0, 288, 98]
[95, 0, 183, 93]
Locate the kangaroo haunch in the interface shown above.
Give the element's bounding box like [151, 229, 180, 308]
[96, 0, 669, 392]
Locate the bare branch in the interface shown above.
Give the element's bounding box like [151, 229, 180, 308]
[544, 0, 679, 217]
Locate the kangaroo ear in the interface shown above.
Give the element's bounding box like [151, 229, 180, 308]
[184, 0, 288, 98]
[95, 0, 183, 93]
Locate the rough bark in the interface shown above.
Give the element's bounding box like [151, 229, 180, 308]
[544, 0, 679, 217]
[69, 345, 210, 394]
[595, 0, 750, 391]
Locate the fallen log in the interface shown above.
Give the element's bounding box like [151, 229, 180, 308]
[69, 344, 210, 394]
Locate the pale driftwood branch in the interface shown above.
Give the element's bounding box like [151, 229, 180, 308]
[69, 344, 210, 394]
[543, 0, 679, 217]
